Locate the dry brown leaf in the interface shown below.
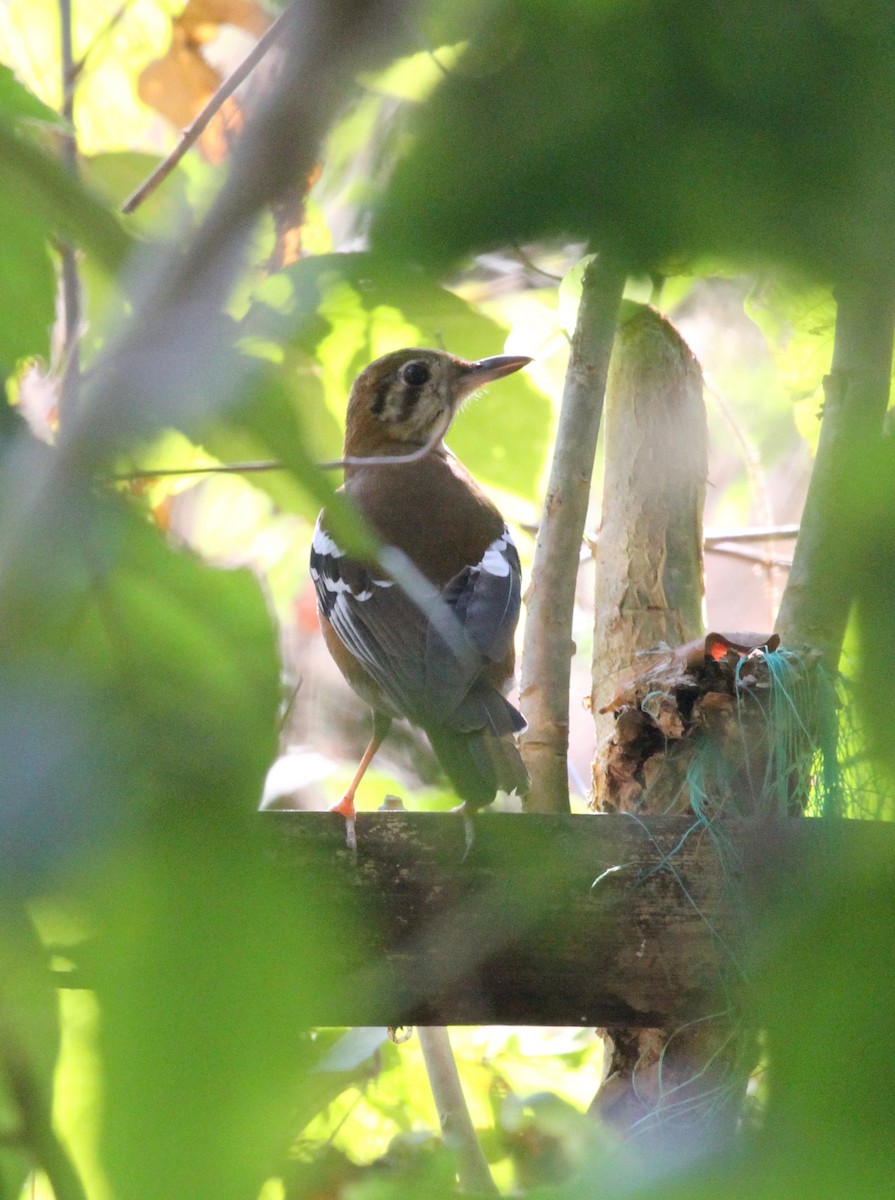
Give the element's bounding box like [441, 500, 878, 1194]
[180, 0, 272, 39]
[269, 164, 323, 270]
[138, 23, 221, 134]
[137, 0, 272, 162]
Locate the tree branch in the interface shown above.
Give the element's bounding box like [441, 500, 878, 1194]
[519, 253, 626, 812]
[418, 1027, 497, 1194]
[246, 811, 886, 1028]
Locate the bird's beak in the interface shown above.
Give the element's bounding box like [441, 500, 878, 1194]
[467, 354, 532, 384]
[456, 354, 532, 400]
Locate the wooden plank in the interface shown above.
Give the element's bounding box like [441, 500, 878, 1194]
[266, 811, 875, 1027]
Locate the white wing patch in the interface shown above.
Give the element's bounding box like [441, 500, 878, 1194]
[479, 527, 515, 578]
[310, 520, 344, 561]
[310, 513, 392, 605]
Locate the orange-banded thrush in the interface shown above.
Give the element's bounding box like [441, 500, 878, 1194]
[310, 348, 531, 846]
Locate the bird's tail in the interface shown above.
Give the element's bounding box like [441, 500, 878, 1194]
[425, 694, 529, 808]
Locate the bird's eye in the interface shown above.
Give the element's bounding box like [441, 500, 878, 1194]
[401, 361, 431, 387]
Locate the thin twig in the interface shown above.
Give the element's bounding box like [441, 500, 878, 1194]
[510, 242, 564, 282]
[418, 1027, 497, 1195]
[704, 524, 799, 544]
[121, 6, 291, 214]
[110, 410, 454, 481]
[111, 459, 285, 482]
[706, 544, 792, 569]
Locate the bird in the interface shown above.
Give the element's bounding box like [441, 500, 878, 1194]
[310, 347, 531, 848]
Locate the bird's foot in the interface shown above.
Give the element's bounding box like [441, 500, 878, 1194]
[451, 802, 476, 861]
[329, 794, 356, 820]
[329, 795, 357, 856]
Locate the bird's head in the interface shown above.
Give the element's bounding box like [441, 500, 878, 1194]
[343, 348, 531, 459]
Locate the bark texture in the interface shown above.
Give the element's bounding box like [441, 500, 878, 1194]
[266, 811, 762, 1027]
[251, 811, 880, 1033]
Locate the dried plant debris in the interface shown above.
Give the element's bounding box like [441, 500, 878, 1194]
[593, 632, 831, 818]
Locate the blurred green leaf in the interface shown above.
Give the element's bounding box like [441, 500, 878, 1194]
[0, 68, 58, 370]
[746, 280, 835, 447]
[95, 815, 356, 1200]
[0, 71, 132, 373]
[0, 428, 367, 1200]
[0, 170, 56, 372]
[0, 120, 131, 274]
[344, 1131, 458, 1200]
[83, 151, 192, 239]
[373, 0, 895, 282]
[0, 453, 281, 886]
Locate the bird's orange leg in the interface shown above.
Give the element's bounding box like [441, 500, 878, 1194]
[329, 712, 392, 849]
[329, 734, 384, 821]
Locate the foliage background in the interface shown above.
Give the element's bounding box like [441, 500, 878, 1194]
[1, 2, 894, 1198]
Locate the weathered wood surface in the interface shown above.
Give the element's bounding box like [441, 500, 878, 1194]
[266, 811, 880, 1028]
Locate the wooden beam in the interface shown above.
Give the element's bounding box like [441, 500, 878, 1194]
[267, 811, 876, 1027]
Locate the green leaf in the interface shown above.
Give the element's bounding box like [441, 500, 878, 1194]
[373, 0, 895, 281]
[0, 62, 65, 128]
[0, 443, 366, 1199]
[95, 817, 357, 1200]
[0, 75, 133, 371]
[0, 169, 56, 371]
[746, 279, 835, 447]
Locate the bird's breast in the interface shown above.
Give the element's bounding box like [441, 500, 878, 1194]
[344, 456, 505, 586]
